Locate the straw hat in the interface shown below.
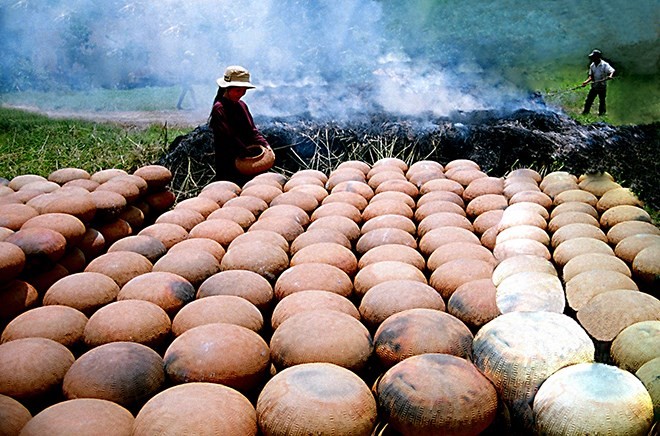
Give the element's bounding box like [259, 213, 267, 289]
[216, 65, 255, 88]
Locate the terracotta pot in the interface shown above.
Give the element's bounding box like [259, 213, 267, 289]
[257, 363, 377, 436]
[235, 145, 275, 176]
[134, 383, 257, 436]
[63, 342, 165, 409]
[375, 353, 497, 435]
[164, 323, 269, 392]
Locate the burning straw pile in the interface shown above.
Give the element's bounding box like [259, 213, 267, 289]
[160, 109, 659, 210]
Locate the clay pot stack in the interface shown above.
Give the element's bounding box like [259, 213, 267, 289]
[1, 159, 658, 435]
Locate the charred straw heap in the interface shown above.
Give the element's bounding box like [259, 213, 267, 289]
[160, 109, 659, 209]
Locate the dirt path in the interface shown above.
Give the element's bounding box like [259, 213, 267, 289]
[4, 104, 208, 129]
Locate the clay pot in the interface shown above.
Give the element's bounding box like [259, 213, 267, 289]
[21, 398, 133, 436]
[551, 201, 598, 219]
[360, 214, 416, 235]
[496, 224, 550, 246]
[566, 270, 638, 311]
[137, 223, 189, 249]
[221, 241, 289, 281]
[228, 229, 289, 255]
[0, 240, 26, 281]
[418, 226, 480, 256]
[164, 323, 269, 392]
[133, 165, 172, 192]
[607, 220, 660, 245]
[600, 205, 652, 229]
[271, 290, 359, 331]
[355, 228, 417, 255]
[197, 185, 238, 205]
[548, 212, 599, 233]
[417, 212, 474, 237]
[493, 238, 551, 262]
[550, 223, 607, 247]
[197, 270, 274, 312]
[362, 199, 413, 222]
[307, 215, 361, 242]
[465, 193, 508, 218]
[234, 145, 275, 176]
[335, 160, 371, 175]
[322, 191, 368, 211]
[370, 191, 416, 209]
[169, 237, 226, 262]
[274, 263, 353, 300]
[358, 244, 426, 271]
[48, 167, 91, 184]
[153, 249, 220, 289]
[419, 179, 464, 196]
[533, 363, 653, 436]
[207, 206, 256, 229]
[84, 251, 153, 288]
[552, 237, 614, 267]
[505, 188, 556, 209]
[63, 341, 165, 409]
[83, 300, 172, 350]
[257, 363, 377, 436]
[429, 258, 494, 300]
[0, 280, 39, 322]
[507, 168, 541, 182]
[290, 228, 351, 255]
[492, 254, 557, 286]
[610, 321, 660, 372]
[553, 189, 598, 207]
[0, 204, 39, 231]
[270, 310, 372, 372]
[359, 281, 445, 331]
[463, 176, 504, 201]
[473, 312, 594, 424]
[415, 200, 466, 222]
[5, 227, 67, 270]
[375, 353, 498, 435]
[427, 241, 497, 271]
[354, 261, 427, 299]
[270, 190, 319, 214]
[107, 235, 167, 263]
[633, 244, 660, 287]
[0, 394, 32, 436]
[155, 208, 205, 231]
[259, 204, 310, 227]
[224, 196, 269, 217]
[290, 242, 358, 276]
[44, 272, 120, 316]
[615, 234, 660, 264]
[496, 271, 565, 314]
[143, 190, 176, 214]
[241, 184, 282, 204]
[374, 308, 473, 368]
[576, 290, 660, 342]
[418, 189, 468, 209]
[172, 295, 263, 335]
[1, 305, 88, 349]
[330, 181, 374, 201]
[249, 216, 304, 244]
[562, 252, 630, 282]
[133, 383, 257, 436]
[118, 271, 196, 317]
[597, 187, 643, 213]
[447, 278, 500, 330]
[0, 337, 75, 403]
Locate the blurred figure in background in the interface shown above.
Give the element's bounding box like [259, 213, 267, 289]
[581, 49, 615, 116]
[176, 51, 197, 110]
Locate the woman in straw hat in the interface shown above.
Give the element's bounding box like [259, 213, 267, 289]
[209, 65, 273, 184]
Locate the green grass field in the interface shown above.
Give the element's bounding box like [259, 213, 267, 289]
[0, 105, 190, 180]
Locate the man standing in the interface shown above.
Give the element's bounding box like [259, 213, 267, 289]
[581, 49, 615, 116]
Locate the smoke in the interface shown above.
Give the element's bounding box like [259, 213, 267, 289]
[1, 0, 657, 121]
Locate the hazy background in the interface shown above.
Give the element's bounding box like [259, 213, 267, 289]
[1, 0, 657, 120]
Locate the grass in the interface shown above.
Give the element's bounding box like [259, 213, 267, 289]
[0, 107, 189, 180]
[507, 61, 660, 126]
